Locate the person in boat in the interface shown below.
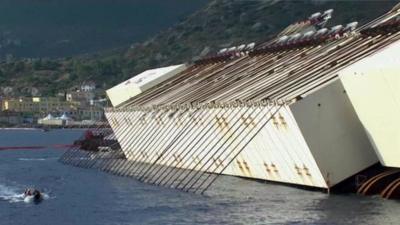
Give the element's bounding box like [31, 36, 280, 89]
[24, 188, 29, 195]
[32, 190, 42, 201]
[24, 188, 43, 201]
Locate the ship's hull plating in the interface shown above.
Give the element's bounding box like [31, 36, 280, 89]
[105, 92, 380, 190]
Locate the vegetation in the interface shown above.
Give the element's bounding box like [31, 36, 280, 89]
[0, 0, 208, 58]
[0, 0, 398, 97]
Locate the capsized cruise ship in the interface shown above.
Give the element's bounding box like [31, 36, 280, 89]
[61, 5, 400, 198]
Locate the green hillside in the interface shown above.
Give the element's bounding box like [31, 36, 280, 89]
[0, 0, 208, 58]
[0, 0, 398, 97]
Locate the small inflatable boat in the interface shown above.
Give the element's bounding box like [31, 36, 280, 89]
[23, 188, 43, 203]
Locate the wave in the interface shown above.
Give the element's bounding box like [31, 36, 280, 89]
[0, 128, 39, 130]
[18, 158, 46, 161]
[0, 184, 24, 203]
[0, 184, 50, 203]
[17, 157, 58, 161]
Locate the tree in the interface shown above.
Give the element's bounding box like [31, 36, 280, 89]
[0, 69, 6, 84]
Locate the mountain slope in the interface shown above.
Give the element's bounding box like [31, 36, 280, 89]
[0, 0, 398, 97]
[0, 0, 208, 58]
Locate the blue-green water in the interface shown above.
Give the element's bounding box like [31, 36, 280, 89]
[0, 129, 399, 225]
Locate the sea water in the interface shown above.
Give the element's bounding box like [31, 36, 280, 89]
[0, 129, 399, 225]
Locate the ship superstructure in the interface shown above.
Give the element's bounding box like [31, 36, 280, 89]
[61, 6, 400, 198]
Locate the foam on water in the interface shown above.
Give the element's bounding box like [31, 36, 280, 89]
[18, 158, 47, 161]
[17, 156, 59, 161]
[17, 157, 61, 161]
[0, 184, 24, 203]
[0, 184, 50, 203]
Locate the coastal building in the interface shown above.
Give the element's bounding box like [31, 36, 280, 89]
[37, 113, 71, 126]
[66, 106, 104, 121]
[80, 81, 96, 92]
[1, 97, 78, 114]
[66, 91, 95, 105]
[1, 96, 104, 123]
[0, 111, 23, 125]
[38, 111, 103, 127]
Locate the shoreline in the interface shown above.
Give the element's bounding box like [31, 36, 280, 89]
[0, 127, 42, 130]
[0, 127, 88, 130]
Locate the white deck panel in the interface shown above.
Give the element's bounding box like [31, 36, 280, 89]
[106, 64, 187, 107]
